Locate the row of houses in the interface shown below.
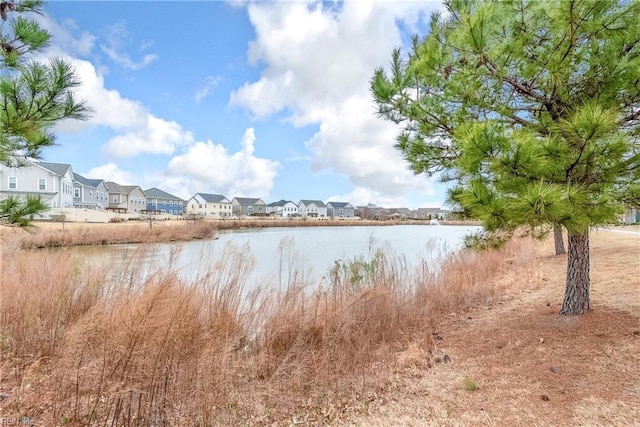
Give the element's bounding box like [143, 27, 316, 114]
[186, 195, 359, 219]
[0, 159, 452, 220]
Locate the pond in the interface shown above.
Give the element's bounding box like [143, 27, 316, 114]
[72, 224, 481, 289]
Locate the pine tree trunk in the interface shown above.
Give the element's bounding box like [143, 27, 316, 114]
[553, 224, 566, 255]
[560, 233, 590, 315]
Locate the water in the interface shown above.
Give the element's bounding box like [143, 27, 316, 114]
[73, 224, 480, 288]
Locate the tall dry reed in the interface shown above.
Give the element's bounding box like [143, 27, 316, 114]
[17, 220, 218, 249]
[0, 234, 539, 425]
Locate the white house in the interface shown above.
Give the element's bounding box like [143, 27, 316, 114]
[0, 159, 75, 209]
[298, 200, 328, 218]
[267, 199, 299, 217]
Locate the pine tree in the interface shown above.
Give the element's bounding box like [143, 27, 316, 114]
[0, 0, 89, 225]
[372, 0, 640, 315]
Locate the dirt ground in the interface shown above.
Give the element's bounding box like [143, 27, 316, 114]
[346, 229, 640, 426]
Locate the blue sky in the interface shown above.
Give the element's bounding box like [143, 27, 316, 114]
[39, 1, 447, 208]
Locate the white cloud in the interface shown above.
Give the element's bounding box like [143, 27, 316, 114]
[194, 76, 222, 103]
[54, 58, 147, 133]
[327, 187, 408, 210]
[164, 128, 280, 199]
[53, 58, 195, 159]
[84, 163, 137, 185]
[231, 1, 441, 199]
[39, 16, 96, 57]
[103, 116, 193, 158]
[305, 96, 433, 197]
[100, 21, 158, 70]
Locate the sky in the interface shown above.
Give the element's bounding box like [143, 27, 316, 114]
[37, 0, 448, 209]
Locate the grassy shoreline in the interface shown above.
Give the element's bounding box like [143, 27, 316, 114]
[1, 226, 636, 425]
[0, 223, 528, 426]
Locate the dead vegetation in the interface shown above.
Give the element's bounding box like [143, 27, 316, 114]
[2, 227, 636, 426]
[349, 230, 640, 426]
[0, 226, 537, 426]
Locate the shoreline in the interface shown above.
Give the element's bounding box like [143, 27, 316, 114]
[3, 219, 636, 249]
[2, 218, 481, 249]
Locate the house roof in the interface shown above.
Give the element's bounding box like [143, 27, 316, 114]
[299, 199, 326, 208]
[195, 193, 229, 203]
[73, 173, 103, 188]
[104, 181, 142, 195]
[327, 201, 351, 208]
[38, 161, 72, 177]
[268, 199, 295, 207]
[144, 187, 184, 202]
[122, 185, 142, 194]
[234, 197, 264, 205]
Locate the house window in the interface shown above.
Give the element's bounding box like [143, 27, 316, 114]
[89, 191, 93, 198]
[74, 188, 80, 198]
[39, 178, 47, 191]
[8, 176, 16, 189]
[113, 195, 118, 203]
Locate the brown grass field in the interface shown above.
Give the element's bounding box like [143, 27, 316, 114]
[0, 223, 638, 426]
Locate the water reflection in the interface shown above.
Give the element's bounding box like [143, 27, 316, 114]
[71, 225, 480, 291]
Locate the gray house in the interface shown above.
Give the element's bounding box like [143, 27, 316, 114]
[326, 201, 355, 218]
[103, 181, 147, 213]
[232, 197, 267, 217]
[0, 159, 75, 209]
[73, 173, 107, 210]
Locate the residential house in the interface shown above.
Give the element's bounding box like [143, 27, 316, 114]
[144, 187, 185, 215]
[232, 197, 267, 217]
[385, 207, 411, 220]
[267, 199, 299, 218]
[73, 173, 107, 210]
[186, 193, 232, 218]
[298, 200, 327, 218]
[415, 207, 451, 220]
[103, 182, 147, 213]
[619, 208, 639, 225]
[0, 159, 75, 209]
[355, 204, 388, 220]
[326, 201, 355, 218]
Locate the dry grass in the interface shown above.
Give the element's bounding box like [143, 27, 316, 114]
[0, 226, 538, 426]
[348, 230, 640, 427]
[7, 220, 218, 249]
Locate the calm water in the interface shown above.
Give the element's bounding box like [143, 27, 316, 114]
[73, 225, 480, 288]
